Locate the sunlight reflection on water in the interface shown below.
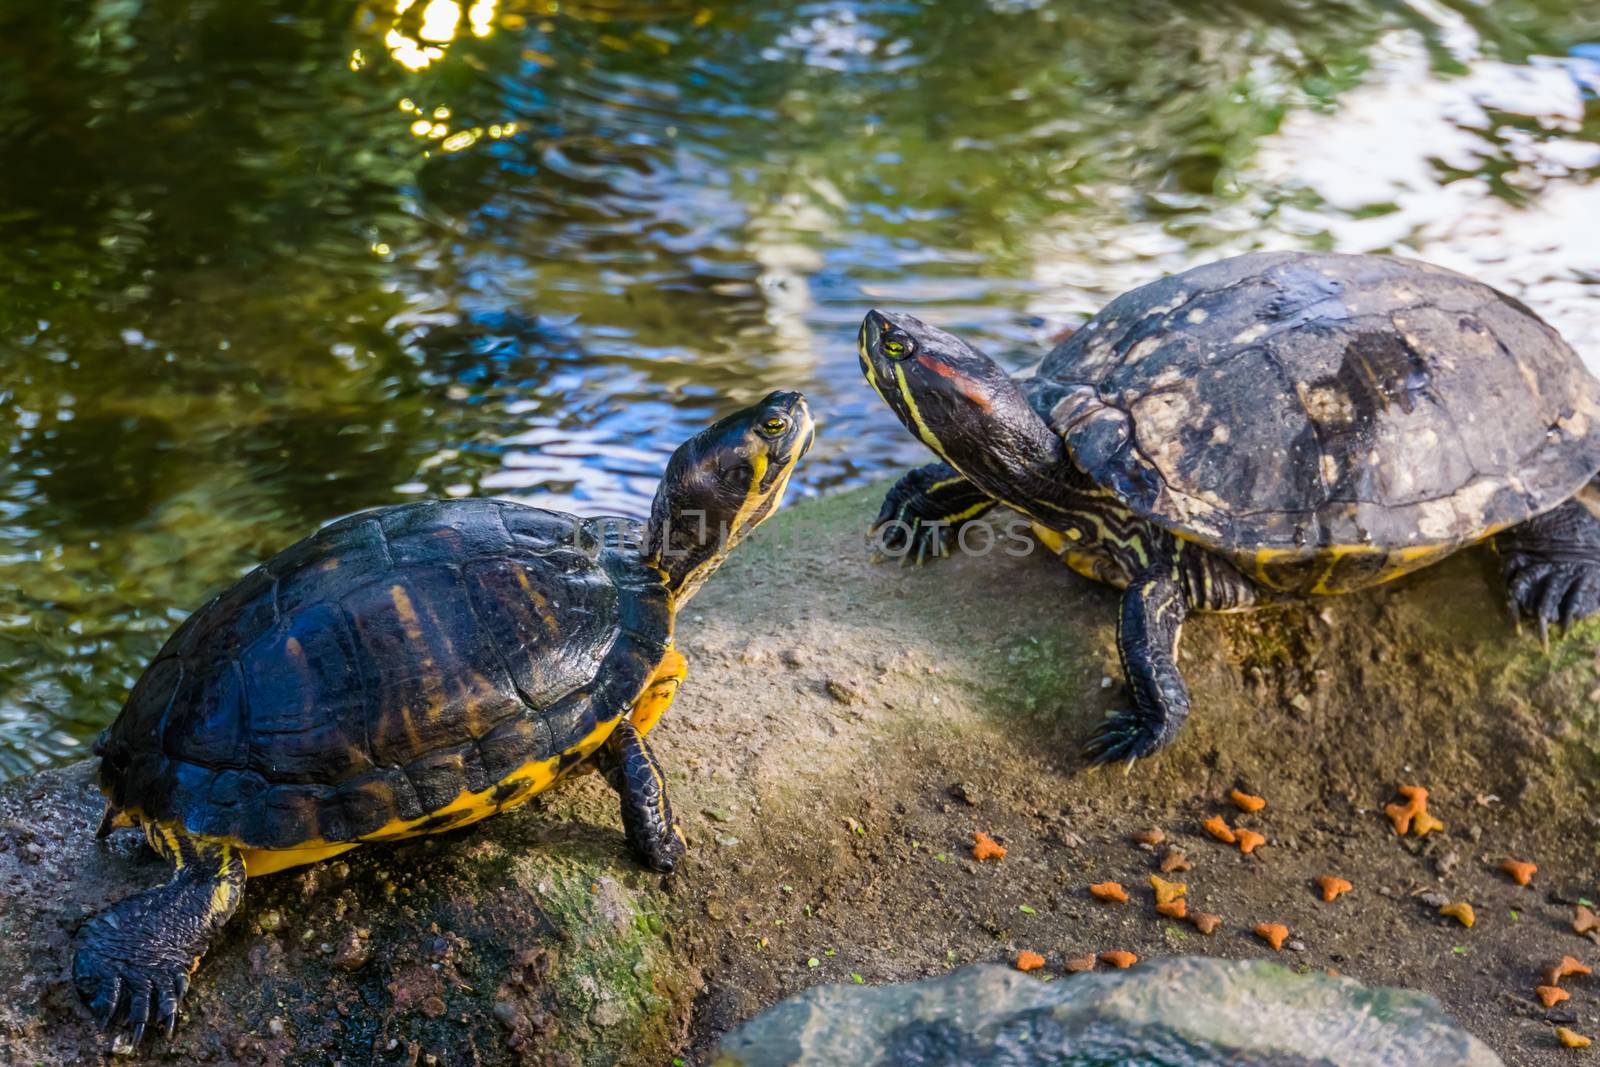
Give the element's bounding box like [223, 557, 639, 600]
[0, 0, 1597, 775]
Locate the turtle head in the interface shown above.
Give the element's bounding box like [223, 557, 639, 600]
[859, 309, 1066, 502]
[647, 390, 814, 605]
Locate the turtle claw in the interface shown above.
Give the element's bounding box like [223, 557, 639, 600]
[1082, 709, 1166, 767]
[74, 880, 215, 1048]
[74, 947, 192, 1049]
[1501, 552, 1600, 648]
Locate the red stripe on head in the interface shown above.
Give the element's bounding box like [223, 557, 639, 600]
[915, 354, 992, 412]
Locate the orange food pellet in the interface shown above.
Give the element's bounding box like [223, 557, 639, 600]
[1063, 953, 1096, 974]
[1203, 815, 1237, 844]
[1133, 828, 1165, 846]
[1412, 810, 1444, 836]
[1315, 875, 1353, 902]
[1149, 875, 1187, 907]
[972, 831, 1007, 862]
[1547, 956, 1593, 985]
[1574, 905, 1599, 936]
[1189, 912, 1222, 936]
[1558, 1027, 1592, 1049]
[1236, 829, 1266, 855]
[1098, 950, 1137, 969]
[1537, 985, 1572, 1008]
[1439, 901, 1475, 929]
[1254, 923, 1289, 951]
[1014, 950, 1045, 972]
[1159, 850, 1192, 874]
[1089, 881, 1129, 903]
[1229, 789, 1265, 813]
[1499, 859, 1536, 886]
[1385, 784, 1435, 836]
[1156, 899, 1188, 920]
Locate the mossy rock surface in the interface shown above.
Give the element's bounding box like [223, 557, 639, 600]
[1, 484, 1597, 1064]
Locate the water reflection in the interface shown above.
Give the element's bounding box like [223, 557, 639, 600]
[0, 0, 1596, 776]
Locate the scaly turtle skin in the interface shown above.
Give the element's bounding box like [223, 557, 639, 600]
[77, 392, 814, 1047]
[859, 252, 1600, 766]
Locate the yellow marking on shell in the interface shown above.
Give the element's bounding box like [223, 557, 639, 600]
[241, 842, 358, 877]
[513, 568, 561, 634]
[238, 745, 571, 877]
[390, 584, 424, 642]
[233, 644, 692, 879]
[1245, 536, 1477, 595]
[630, 647, 687, 737]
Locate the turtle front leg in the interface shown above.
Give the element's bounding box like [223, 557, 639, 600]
[1084, 569, 1191, 767]
[595, 720, 684, 872]
[1496, 489, 1600, 642]
[75, 826, 246, 1047]
[870, 462, 996, 565]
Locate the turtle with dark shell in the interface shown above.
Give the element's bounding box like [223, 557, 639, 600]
[77, 392, 813, 1045]
[858, 252, 1600, 765]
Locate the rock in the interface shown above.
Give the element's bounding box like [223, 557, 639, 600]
[0, 483, 1593, 1066]
[0, 764, 682, 1067]
[331, 928, 371, 972]
[823, 678, 862, 705]
[711, 960, 1502, 1067]
[948, 782, 979, 806]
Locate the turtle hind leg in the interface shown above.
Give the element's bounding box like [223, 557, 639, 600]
[869, 462, 995, 566]
[1083, 568, 1192, 768]
[1496, 491, 1600, 642]
[75, 827, 245, 1046]
[595, 720, 684, 872]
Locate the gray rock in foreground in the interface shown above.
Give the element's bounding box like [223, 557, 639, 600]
[711, 958, 1503, 1067]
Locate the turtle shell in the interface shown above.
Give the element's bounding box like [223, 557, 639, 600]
[94, 499, 671, 852]
[1035, 252, 1600, 591]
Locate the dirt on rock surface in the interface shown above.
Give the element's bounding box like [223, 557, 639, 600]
[1, 484, 1597, 1065]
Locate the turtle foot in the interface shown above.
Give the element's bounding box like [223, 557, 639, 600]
[1502, 554, 1600, 643]
[868, 463, 994, 567]
[74, 890, 194, 1047]
[1082, 709, 1170, 768]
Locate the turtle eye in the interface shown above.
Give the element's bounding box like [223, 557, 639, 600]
[880, 335, 913, 360]
[759, 415, 789, 437]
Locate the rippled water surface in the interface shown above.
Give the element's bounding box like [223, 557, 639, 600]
[2, 0, 1599, 776]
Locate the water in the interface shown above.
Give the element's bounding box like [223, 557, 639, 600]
[2, 0, 1598, 778]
